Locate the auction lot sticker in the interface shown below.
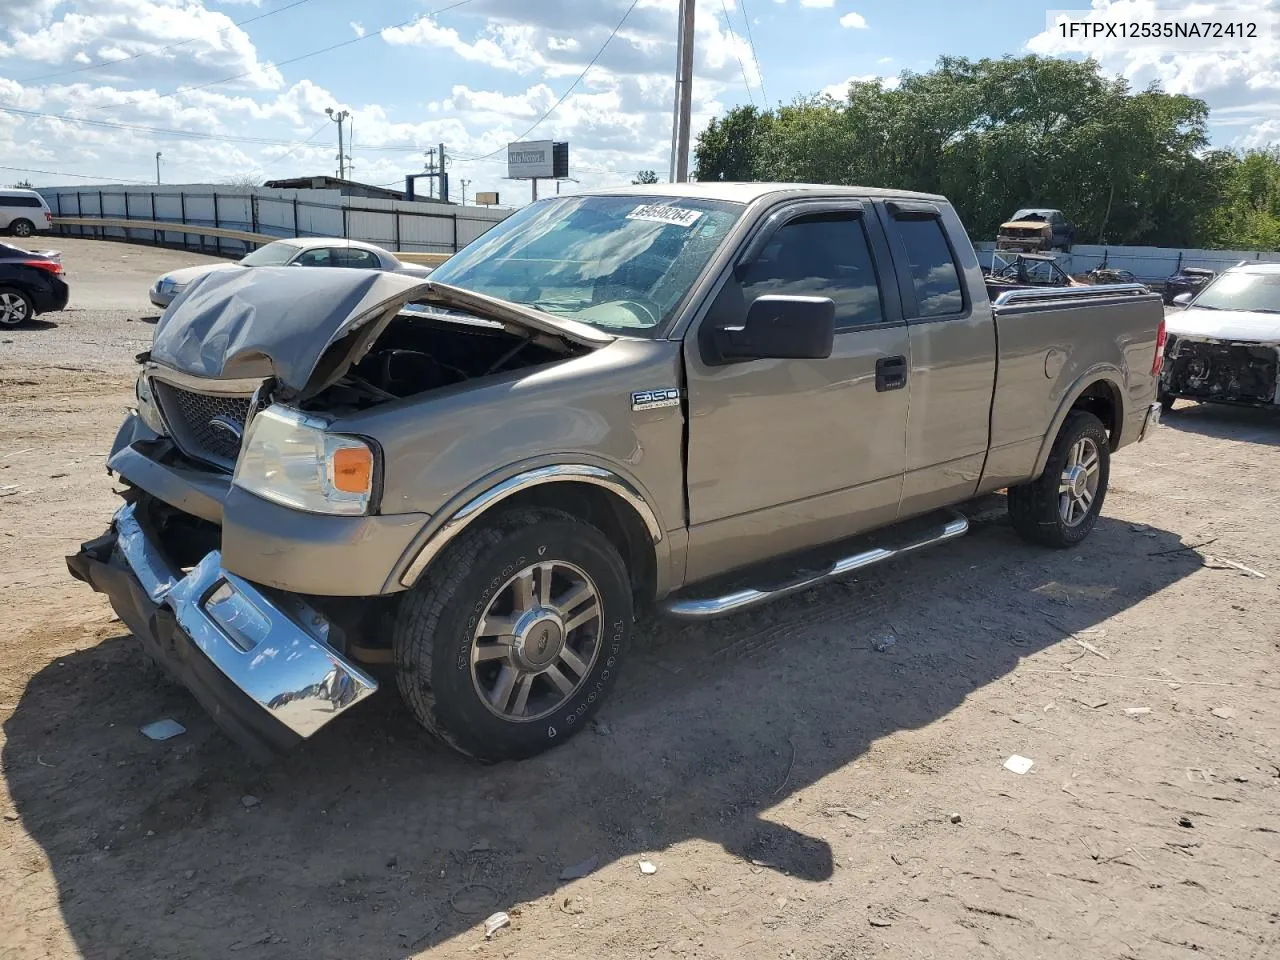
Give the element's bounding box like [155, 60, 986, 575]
[627, 204, 703, 228]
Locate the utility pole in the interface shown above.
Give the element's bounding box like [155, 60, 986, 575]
[155, 151, 162, 185]
[669, 0, 695, 182]
[460, 179, 471, 206]
[424, 147, 437, 199]
[437, 141, 449, 202]
[325, 107, 350, 179]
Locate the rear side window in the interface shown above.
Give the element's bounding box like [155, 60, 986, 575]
[1, 195, 43, 208]
[890, 217, 963, 317]
[295, 248, 332, 266]
[336, 248, 379, 268]
[738, 212, 884, 329]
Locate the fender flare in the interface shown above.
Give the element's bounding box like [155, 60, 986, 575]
[1030, 367, 1127, 479]
[392, 462, 665, 590]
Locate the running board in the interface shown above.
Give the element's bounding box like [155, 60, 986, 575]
[660, 512, 970, 621]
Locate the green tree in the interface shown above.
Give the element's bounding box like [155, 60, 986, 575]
[631, 170, 660, 185]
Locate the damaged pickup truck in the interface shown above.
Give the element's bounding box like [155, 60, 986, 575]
[1161, 262, 1280, 411]
[68, 184, 1165, 763]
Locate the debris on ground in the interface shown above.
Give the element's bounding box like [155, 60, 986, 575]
[1003, 755, 1035, 775]
[1211, 707, 1237, 720]
[1071, 635, 1111, 660]
[560, 896, 587, 915]
[483, 912, 510, 938]
[949, 813, 962, 824]
[1010, 712, 1039, 725]
[240, 795, 261, 809]
[1204, 556, 1266, 578]
[1186, 768, 1214, 783]
[139, 719, 185, 741]
[1124, 707, 1152, 717]
[1178, 817, 1194, 829]
[871, 634, 897, 653]
[638, 860, 658, 875]
[559, 856, 599, 881]
[591, 720, 612, 736]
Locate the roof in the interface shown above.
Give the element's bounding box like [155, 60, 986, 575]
[1227, 261, 1280, 274]
[574, 182, 948, 204]
[266, 236, 389, 254]
[261, 175, 445, 203]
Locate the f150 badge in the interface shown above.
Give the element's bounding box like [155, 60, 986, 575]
[631, 387, 681, 411]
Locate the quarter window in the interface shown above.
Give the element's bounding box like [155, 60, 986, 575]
[890, 217, 963, 317]
[738, 212, 885, 329]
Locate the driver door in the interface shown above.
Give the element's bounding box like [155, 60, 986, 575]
[682, 201, 911, 584]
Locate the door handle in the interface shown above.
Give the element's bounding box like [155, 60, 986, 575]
[875, 355, 907, 392]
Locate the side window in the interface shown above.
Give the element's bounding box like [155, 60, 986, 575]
[294, 248, 332, 267]
[336, 248, 379, 269]
[738, 213, 884, 329]
[2, 196, 41, 208]
[889, 217, 963, 317]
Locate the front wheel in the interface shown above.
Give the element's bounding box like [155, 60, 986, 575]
[9, 219, 34, 238]
[1007, 410, 1110, 548]
[393, 508, 632, 761]
[0, 286, 34, 326]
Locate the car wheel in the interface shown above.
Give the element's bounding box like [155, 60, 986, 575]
[1007, 410, 1110, 549]
[393, 507, 632, 761]
[0, 286, 34, 326]
[9, 219, 34, 238]
[1159, 390, 1177, 414]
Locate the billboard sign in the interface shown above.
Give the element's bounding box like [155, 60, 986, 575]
[475, 191, 500, 206]
[507, 140, 570, 180]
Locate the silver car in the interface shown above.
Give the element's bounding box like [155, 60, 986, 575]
[149, 237, 433, 308]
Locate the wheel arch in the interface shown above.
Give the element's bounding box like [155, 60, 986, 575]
[391, 464, 668, 603]
[1031, 370, 1125, 479]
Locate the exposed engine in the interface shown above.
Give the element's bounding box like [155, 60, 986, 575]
[1165, 337, 1279, 405]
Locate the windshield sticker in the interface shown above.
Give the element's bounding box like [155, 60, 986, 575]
[626, 204, 703, 228]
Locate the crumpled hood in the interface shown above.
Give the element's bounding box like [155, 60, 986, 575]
[1000, 219, 1051, 232]
[1167, 306, 1280, 345]
[158, 262, 243, 287]
[149, 266, 613, 396]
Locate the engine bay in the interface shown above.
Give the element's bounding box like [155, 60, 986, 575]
[1165, 337, 1280, 404]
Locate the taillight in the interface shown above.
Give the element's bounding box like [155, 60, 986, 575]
[23, 259, 63, 276]
[1152, 314, 1167, 376]
[44, 211, 53, 223]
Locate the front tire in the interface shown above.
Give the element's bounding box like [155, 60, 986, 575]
[0, 286, 34, 326]
[1007, 410, 1110, 548]
[393, 508, 632, 761]
[9, 219, 34, 238]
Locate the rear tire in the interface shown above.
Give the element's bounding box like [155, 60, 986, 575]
[393, 508, 632, 761]
[0, 286, 34, 326]
[1159, 390, 1176, 414]
[1008, 410, 1110, 549]
[9, 219, 34, 238]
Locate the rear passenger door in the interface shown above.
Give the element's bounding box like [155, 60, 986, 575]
[875, 200, 996, 518]
[683, 201, 911, 583]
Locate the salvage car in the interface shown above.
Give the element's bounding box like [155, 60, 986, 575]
[1160, 262, 1280, 411]
[1162, 266, 1215, 305]
[0, 242, 68, 326]
[996, 208, 1074, 253]
[68, 184, 1164, 763]
[149, 236, 434, 308]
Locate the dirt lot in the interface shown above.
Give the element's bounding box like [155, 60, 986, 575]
[1, 240, 1278, 960]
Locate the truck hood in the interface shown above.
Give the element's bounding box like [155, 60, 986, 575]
[148, 266, 614, 397]
[1167, 306, 1280, 345]
[1000, 220, 1051, 232]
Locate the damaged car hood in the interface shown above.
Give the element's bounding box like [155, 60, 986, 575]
[1167, 306, 1280, 345]
[149, 266, 613, 396]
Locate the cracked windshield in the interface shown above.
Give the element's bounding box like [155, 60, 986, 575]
[427, 195, 743, 335]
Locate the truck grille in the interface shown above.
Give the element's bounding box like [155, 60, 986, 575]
[153, 381, 254, 471]
[1166, 339, 1279, 404]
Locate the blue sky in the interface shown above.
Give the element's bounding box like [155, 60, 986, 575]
[1, 0, 1277, 203]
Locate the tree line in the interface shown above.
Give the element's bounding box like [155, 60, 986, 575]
[692, 55, 1280, 251]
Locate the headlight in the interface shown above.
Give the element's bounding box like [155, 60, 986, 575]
[135, 375, 167, 435]
[233, 405, 377, 516]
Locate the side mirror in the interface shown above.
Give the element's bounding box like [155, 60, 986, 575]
[1172, 292, 1193, 307]
[714, 295, 836, 362]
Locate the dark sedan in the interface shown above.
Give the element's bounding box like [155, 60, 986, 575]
[0, 242, 69, 326]
[1162, 266, 1215, 305]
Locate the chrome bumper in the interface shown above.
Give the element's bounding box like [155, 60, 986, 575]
[1139, 401, 1161, 441]
[100, 502, 377, 743]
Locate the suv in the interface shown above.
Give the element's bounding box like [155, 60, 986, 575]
[996, 208, 1074, 253]
[68, 184, 1164, 763]
[0, 189, 54, 238]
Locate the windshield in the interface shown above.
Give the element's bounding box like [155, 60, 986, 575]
[427, 195, 744, 335]
[1011, 209, 1050, 221]
[1193, 271, 1280, 312]
[240, 241, 301, 267]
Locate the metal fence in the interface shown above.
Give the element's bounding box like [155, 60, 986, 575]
[974, 241, 1280, 281]
[36, 184, 513, 258]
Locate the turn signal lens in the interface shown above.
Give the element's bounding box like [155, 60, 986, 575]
[1152, 315, 1167, 377]
[330, 445, 374, 494]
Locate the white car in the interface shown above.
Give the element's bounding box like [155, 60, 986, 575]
[1162, 262, 1280, 411]
[149, 237, 433, 308]
[0, 189, 54, 238]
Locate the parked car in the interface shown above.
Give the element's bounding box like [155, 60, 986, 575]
[1162, 266, 1215, 305]
[1160, 262, 1280, 412]
[68, 184, 1164, 763]
[996, 208, 1075, 252]
[149, 237, 435, 308]
[0, 189, 54, 238]
[0, 242, 68, 326]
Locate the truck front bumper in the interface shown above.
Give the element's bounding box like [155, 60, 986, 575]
[66, 501, 378, 760]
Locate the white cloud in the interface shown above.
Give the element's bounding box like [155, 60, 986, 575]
[821, 73, 900, 99]
[839, 11, 868, 28]
[799, 0, 834, 6]
[350, 21, 364, 38]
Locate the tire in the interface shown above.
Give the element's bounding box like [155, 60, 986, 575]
[393, 507, 633, 761]
[1007, 410, 1110, 549]
[9, 219, 34, 238]
[1159, 390, 1176, 414]
[0, 286, 34, 326]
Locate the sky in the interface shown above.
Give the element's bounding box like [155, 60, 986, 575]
[1, 0, 1278, 205]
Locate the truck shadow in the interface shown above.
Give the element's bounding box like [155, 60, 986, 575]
[1162, 401, 1280, 446]
[3, 502, 1199, 958]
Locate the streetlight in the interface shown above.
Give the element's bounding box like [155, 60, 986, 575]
[460, 178, 471, 205]
[555, 177, 581, 195]
[155, 151, 162, 185]
[325, 107, 351, 179]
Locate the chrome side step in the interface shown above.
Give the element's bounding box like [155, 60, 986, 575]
[660, 512, 970, 621]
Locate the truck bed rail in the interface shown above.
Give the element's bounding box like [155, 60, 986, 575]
[991, 282, 1154, 308]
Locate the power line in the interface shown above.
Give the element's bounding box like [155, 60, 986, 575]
[737, 0, 768, 106]
[458, 0, 641, 161]
[719, 0, 756, 108]
[0, 163, 153, 185]
[19, 0, 317, 84]
[256, 119, 333, 174]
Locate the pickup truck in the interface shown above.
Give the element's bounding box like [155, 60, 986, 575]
[67, 184, 1165, 763]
